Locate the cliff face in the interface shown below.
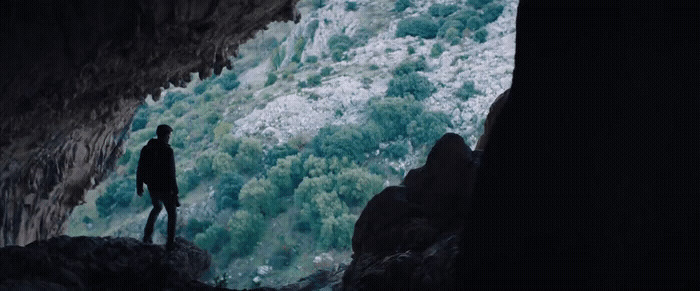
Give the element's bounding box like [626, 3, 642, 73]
[0, 0, 300, 246]
[342, 0, 699, 288]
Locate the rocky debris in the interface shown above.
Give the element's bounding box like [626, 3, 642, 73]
[0, 0, 301, 246]
[342, 133, 478, 289]
[278, 267, 346, 291]
[0, 236, 211, 289]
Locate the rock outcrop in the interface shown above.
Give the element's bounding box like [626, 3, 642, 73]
[0, 0, 300, 246]
[343, 133, 478, 289]
[0, 236, 211, 289]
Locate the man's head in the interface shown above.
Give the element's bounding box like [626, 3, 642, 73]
[156, 124, 173, 144]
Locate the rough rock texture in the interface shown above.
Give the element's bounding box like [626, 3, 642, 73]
[459, 0, 699, 287]
[0, 0, 301, 246]
[0, 236, 211, 289]
[342, 133, 477, 290]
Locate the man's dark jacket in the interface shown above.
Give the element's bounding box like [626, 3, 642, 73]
[136, 138, 178, 197]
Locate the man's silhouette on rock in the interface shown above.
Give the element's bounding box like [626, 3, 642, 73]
[136, 124, 180, 251]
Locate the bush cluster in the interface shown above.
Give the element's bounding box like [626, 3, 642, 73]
[394, 0, 411, 12]
[311, 124, 381, 162]
[386, 72, 436, 100]
[265, 73, 278, 87]
[96, 178, 135, 218]
[345, 1, 358, 11]
[215, 72, 240, 91]
[456, 81, 482, 100]
[396, 16, 439, 39]
[429, 4, 459, 17]
[216, 171, 245, 209]
[328, 34, 353, 62]
[292, 157, 381, 248]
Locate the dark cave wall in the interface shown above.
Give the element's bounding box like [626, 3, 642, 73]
[461, 0, 699, 285]
[0, 0, 300, 246]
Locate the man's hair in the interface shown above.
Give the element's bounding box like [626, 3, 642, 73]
[156, 124, 173, 138]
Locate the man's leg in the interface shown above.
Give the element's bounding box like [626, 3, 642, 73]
[144, 193, 163, 243]
[163, 197, 177, 251]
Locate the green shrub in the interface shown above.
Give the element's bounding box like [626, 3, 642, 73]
[265, 144, 299, 166]
[307, 74, 322, 87]
[216, 171, 246, 209]
[164, 91, 188, 109]
[328, 34, 353, 62]
[368, 97, 424, 141]
[218, 135, 241, 157]
[303, 155, 329, 178]
[447, 9, 479, 28]
[213, 122, 233, 141]
[193, 79, 212, 95]
[468, 0, 493, 9]
[386, 72, 437, 100]
[234, 138, 264, 175]
[184, 218, 212, 240]
[96, 178, 135, 217]
[291, 37, 306, 63]
[430, 43, 445, 58]
[456, 81, 482, 100]
[334, 168, 383, 207]
[393, 57, 427, 76]
[311, 0, 325, 9]
[118, 149, 132, 166]
[194, 224, 230, 254]
[394, 0, 411, 12]
[305, 55, 318, 63]
[396, 16, 439, 39]
[384, 141, 409, 159]
[171, 103, 187, 118]
[438, 19, 466, 38]
[466, 16, 485, 31]
[320, 66, 333, 77]
[213, 152, 235, 175]
[227, 210, 265, 255]
[407, 111, 452, 146]
[345, 1, 358, 11]
[311, 125, 380, 162]
[294, 175, 335, 207]
[445, 27, 462, 45]
[204, 112, 220, 125]
[195, 153, 215, 178]
[429, 4, 459, 17]
[407, 45, 416, 55]
[319, 213, 357, 249]
[268, 155, 304, 195]
[239, 178, 280, 217]
[271, 47, 286, 70]
[131, 106, 149, 131]
[352, 26, 375, 46]
[265, 73, 278, 87]
[482, 3, 504, 23]
[178, 168, 201, 194]
[306, 20, 320, 41]
[216, 72, 240, 91]
[369, 64, 380, 70]
[473, 27, 488, 43]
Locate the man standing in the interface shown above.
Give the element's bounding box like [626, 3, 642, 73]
[136, 124, 179, 251]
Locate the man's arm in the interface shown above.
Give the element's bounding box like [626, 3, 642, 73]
[169, 148, 178, 196]
[136, 147, 145, 196]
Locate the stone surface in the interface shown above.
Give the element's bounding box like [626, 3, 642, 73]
[0, 0, 301, 246]
[342, 133, 478, 289]
[0, 236, 211, 289]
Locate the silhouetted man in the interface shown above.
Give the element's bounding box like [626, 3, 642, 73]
[136, 124, 179, 251]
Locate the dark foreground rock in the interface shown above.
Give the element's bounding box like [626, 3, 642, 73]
[343, 133, 478, 290]
[0, 236, 212, 289]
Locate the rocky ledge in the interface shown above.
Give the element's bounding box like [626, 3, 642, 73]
[0, 236, 212, 289]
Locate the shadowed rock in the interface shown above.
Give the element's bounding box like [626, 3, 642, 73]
[0, 236, 211, 289]
[343, 133, 478, 290]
